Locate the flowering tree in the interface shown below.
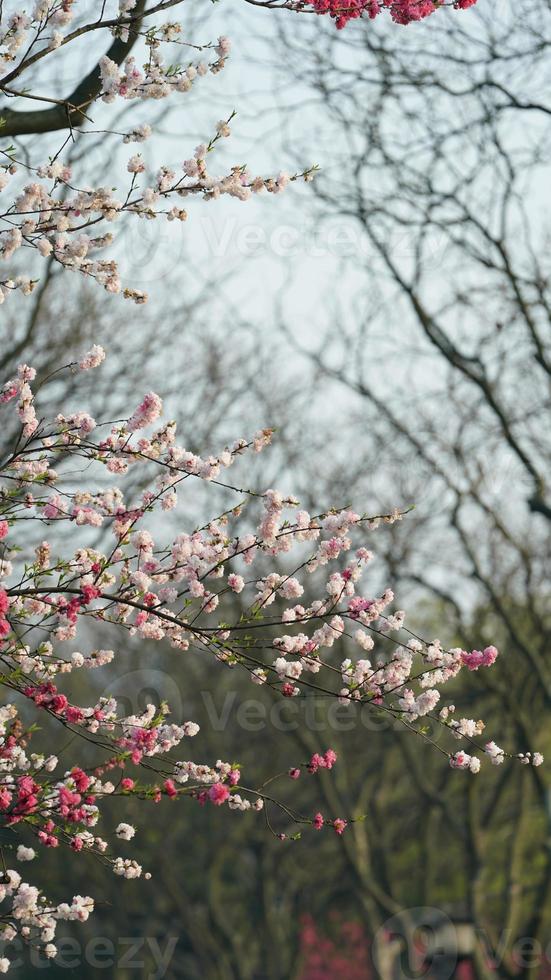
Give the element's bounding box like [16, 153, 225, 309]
[0, 350, 542, 970]
[0, 0, 536, 974]
[0, 0, 481, 302]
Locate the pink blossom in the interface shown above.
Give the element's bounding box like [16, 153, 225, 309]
[78, 345, 106, 371]
[208, 783, 230, 806]
[461, 646, 499, 671]
[227, 573, 245, 593]
[127, 392, 163, 432]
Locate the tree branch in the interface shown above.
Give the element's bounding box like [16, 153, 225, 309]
[0, 1, 148, 137]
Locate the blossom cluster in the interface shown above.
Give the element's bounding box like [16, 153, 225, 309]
[0, 348, 542, 967]
[0, 0, 470, 308]
[0, 4, 75, 69]
[99, 36, 230, 103]
[305, 0, 477, 28]
[0, 5, 315, 304]
[0, 113, 314, 303]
